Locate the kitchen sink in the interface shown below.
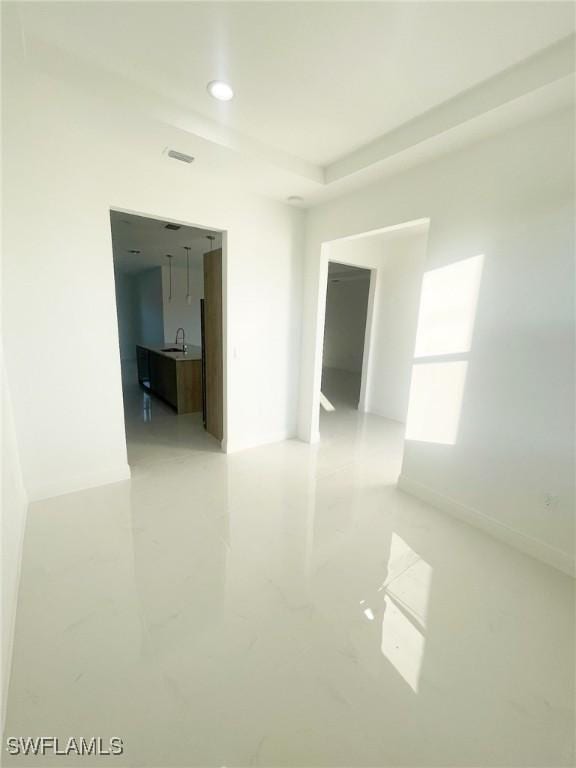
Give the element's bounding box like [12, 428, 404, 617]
[162, 347, 182, 352]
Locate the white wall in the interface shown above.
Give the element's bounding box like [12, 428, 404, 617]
[114, 270, 138, 361]
[367, 234, 427, 422]
[161, 264, 204, 347]
[323, 273, 370, 373]
[135, 268, 164, 348]
[299, 108, 575, 575]
[114, 263, 202, 364]
[2, 19, 304, 500]
[115, 264, 195, 361]
[1, 358, 28, 725]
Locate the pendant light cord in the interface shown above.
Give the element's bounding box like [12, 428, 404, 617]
[185, 246, 191, 297]
[166, 255, 173, 301]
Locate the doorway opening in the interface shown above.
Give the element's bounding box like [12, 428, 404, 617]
[110, 209, 226, 467]
[320, 262, 371, 415]
[313, 220, 430, 452]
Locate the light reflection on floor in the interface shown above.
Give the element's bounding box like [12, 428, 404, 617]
[121, 360, 220, 468]
[4, 369, 574, 767]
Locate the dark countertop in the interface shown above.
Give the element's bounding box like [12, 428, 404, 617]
[137, 343, 202, 362]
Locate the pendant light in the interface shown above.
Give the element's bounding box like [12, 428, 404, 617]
[184, 246, 192, 305]
[206, 234, 216, 251]
[166, 254, 173, 302]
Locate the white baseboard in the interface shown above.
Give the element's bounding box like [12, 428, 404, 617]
[223, 430, 294, 454]
[364, 404, 405, 423]
[28, 463, 132, 503]
[397, 474, 575, 578]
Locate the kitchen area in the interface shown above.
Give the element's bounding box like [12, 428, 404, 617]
[136, 339, 203, 415]
[111, 210, 224, 465]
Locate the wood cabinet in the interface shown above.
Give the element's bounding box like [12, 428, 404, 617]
[175, 358, 202, 414]
[149, 351, 178, 408]
[203, 248, 223, 440]
[136, 346, 202, 415]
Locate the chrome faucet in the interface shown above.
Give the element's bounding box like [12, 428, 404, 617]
[175, 327, 187, 353]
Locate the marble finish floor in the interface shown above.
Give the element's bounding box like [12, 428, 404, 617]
[4, 369, 575, 766]
[120, 361, 222, 467]
[321, 366, 362, 412]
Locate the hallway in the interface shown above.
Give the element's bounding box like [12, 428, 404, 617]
[320, 366, 362, 412]
[4, 402, 574, 766]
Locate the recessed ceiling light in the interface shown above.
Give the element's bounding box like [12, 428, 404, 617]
[287, 196, 304, 204]
[207, 80, 234, 102]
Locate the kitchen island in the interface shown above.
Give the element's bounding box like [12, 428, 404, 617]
[136, 344, 203, 415]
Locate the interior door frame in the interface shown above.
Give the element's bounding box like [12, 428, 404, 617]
[319, 255, 377, 421]
[307, 218, 431, 443]
[109, 206, 229, 452]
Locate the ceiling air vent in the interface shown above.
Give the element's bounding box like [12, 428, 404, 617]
[167, 149, 194, 164]
[164, 223, 181, 231]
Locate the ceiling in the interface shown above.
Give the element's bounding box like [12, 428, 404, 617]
[12, 2, 576, 206]
[111, 211, 222, 274]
